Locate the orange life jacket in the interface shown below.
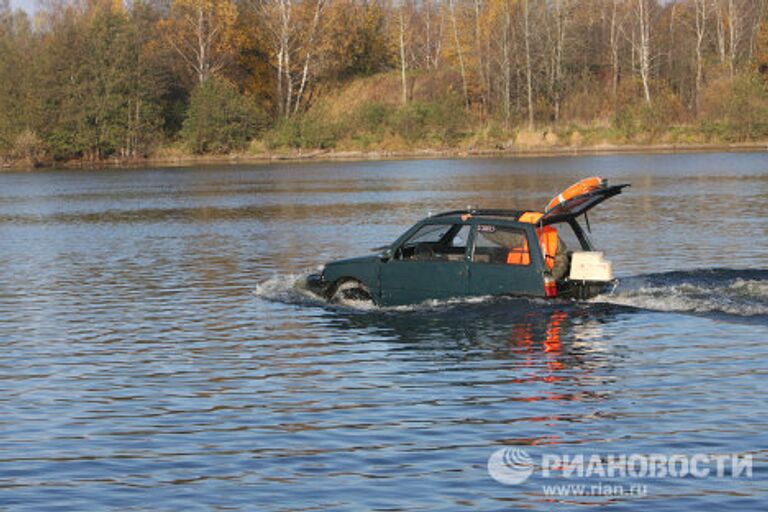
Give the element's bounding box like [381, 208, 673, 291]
[518, 211, 543, 224]
[506, 238, 530, 265]
[536, 225, 559, 270]
[517, 211, 559, 270]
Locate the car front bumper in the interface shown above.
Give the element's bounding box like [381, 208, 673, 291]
[306, 273, 330, 297]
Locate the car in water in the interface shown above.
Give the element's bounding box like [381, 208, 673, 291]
[307, 177, 629, 306]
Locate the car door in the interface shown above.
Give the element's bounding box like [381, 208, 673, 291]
[467, 223, 545, 297]
[380, 222, 470, 306]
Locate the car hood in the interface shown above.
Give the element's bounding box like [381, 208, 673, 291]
[324, 254, 381, 269]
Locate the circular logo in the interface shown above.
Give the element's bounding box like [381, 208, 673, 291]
[487, 447, 535, 485]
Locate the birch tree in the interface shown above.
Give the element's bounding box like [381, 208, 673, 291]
[161, 0, 238, 85]
[523, 0, 535, 127]
[398, 5, 408, 105]
[422, 0, 444, 69]
[448, 0, 470, 108]
[473, 0, 489, 112]
[636, 0, 652, 104]
[693, 0, 708, 107]
[609, 0, 622, 100]
[292, 0, 324, 114]
[251, 0, 326, 117]
[548, 0, 569, 121]
[502, 0, 512, 126]
[728, 0, 740, 76]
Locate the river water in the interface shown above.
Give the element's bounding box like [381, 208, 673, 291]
[0, 153, 766, 510]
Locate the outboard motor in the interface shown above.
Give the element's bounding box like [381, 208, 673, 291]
[565, 251, 615, 299]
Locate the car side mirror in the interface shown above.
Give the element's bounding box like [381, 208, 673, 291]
[380, 248, 393, 261]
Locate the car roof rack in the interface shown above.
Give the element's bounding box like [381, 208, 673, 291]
[431, 209, 526, 219]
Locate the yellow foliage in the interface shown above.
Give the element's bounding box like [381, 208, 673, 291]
[756, 21, 768, 81]
[160, 0, 239, 84]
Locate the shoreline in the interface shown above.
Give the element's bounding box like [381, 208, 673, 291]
[3, 141, 767, 171]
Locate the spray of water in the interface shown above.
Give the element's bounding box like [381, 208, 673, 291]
[593, 269, 768, 318]
[255, 268, 768, 319]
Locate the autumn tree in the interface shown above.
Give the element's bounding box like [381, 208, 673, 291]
[161, 0, 239, 85]
[0, 1, 21, 154]
[2, 0, 768, 160]
[122, 0, 169, 157]
[408, 0, 444, 71]
[522, 0, 535, 125]
[248, 0, 327, 117]
[757, 20, 768, 80]
[34, 0, 166, 160]
[546, 0, 570, 121]
[447, 0, 470, 108]
[323, 0, 393, 80]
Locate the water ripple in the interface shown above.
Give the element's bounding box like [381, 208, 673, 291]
[1, 155, 767, 510]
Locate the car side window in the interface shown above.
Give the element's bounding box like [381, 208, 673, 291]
[473, 225, 531, 265]
[450, 225, 470, 249]
[396, 223, 469, 262]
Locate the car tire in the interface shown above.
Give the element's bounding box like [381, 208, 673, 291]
[329, 279, 373, 305]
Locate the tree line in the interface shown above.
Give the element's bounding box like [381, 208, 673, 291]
[1, 0, 767, 163]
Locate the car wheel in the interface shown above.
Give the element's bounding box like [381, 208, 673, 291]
[329, 279, 373, 305]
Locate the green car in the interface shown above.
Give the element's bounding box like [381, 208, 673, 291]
[307, 178, 629, 306]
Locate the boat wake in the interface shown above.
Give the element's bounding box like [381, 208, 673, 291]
[594, 268, 768, 319]
[253, 272, 327, 307]
[254, 268, 768, 320]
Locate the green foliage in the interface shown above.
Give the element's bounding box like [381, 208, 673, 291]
[697, 121, 732, 141]
[607, 71, 768, 144]
[265, 108, 343, 149]
[356, 96, 467, 146]
[77, 7, 137, 157]
[33, 1, 168, 160]
[755, 21, 768, 82]
[263, 96, 468, 150]
[0, 7, 40, 157]
[356, 102, 393, 132]
[400, 98, 466, 144]
[612, 85, 686, 142]
[181, 77, 269, 154]
[336, 3, 393, 79]
[11, 129, 43, 162]
[697, 71, 768, 141]
[161, 84, 190, 138]
[722, 72, 768, 140]
[391, 103, 431, 141]
[421, 95, 468, 143]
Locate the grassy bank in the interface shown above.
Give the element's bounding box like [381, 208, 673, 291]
[4, 140, 767, 172]
[3, 70, 768, 171]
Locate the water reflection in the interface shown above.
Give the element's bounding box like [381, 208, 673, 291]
[315, 298, 626, 406]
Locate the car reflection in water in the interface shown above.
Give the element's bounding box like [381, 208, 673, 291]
[509, 310, 569, 380]
[317, 298, 626, 408]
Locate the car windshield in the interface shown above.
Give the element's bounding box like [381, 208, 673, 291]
[396, 223, 469, 262]
[403, 224, 453, 246]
